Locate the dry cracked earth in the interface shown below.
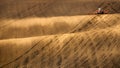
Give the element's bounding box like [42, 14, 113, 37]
[0, 0, 120, 68]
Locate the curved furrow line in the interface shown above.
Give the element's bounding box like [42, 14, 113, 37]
[0, 35, 58, 68]
[0, 27, 120, 68]
[0, 40, 41, 68]
[0, 34, 64, 67]
[0, 37, 47, 67]
[70, 1, 120, 33]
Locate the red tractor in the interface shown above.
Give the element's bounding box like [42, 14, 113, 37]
[95, 8, 109, 14]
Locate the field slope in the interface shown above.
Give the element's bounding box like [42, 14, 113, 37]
[0, 0, 120, 68]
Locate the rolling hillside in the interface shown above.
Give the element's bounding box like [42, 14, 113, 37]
[0, 0, 120, 68]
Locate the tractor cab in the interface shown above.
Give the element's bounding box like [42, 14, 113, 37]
[96, 8, 104, 14]
[97, 8, 104, 14]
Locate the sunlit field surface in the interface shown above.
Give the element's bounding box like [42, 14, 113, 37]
[0, 0, 120, 68]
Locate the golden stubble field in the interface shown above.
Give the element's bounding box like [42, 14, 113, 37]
[0, 0, 120, 68]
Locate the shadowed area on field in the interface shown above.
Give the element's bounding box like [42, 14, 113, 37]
[0, 0, 120, 19]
